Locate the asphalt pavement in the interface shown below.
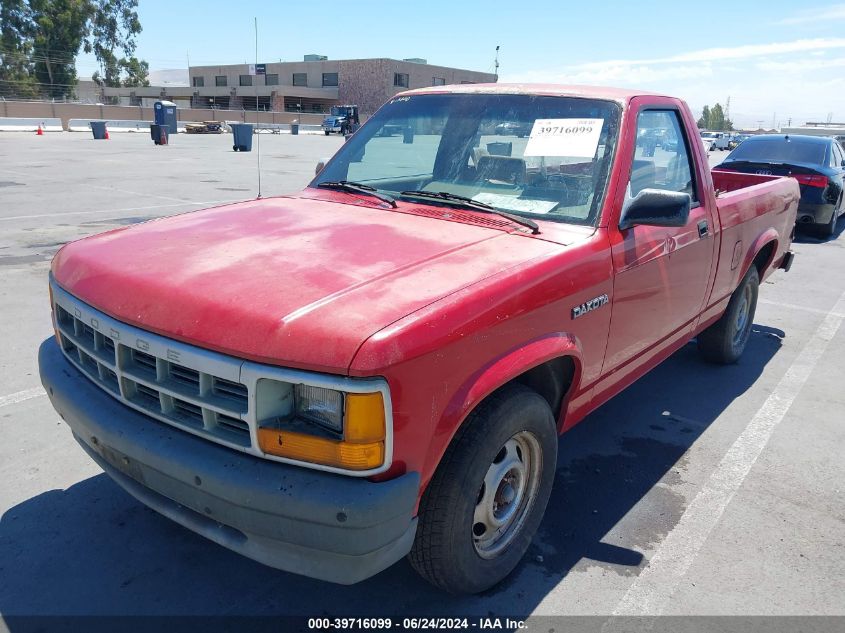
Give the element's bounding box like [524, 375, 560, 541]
[0, 133, 843, 622]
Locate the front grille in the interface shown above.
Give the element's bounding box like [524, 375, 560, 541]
[50, 280, 392, 476]
[54, 293, 252, 449]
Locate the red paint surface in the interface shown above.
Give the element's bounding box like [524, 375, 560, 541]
[52, 87, 799, 492]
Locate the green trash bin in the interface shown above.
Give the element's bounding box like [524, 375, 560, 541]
[231, 123, 254, 151]
[90, 121, 108, 140]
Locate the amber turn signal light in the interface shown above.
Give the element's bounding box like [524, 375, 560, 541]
[258, 392, 386, 471]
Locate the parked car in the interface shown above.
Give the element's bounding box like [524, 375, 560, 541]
[701, 131, 730, 151]
[729, 134, 750, 150]
[715, 134, 845, 237]
[40, 84, 798, 595]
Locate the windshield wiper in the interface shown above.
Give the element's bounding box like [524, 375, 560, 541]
[399, 190, 540, 235]
[317, 180, 397, 208]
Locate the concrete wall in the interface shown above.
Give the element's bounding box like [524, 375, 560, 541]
[0, 101, 327, 130]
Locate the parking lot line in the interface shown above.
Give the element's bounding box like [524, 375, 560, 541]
[0, 387, 46, 408]
[611, 288, 845, 616]
[0, 199, 243, 222]
[758, 298, 845, 319]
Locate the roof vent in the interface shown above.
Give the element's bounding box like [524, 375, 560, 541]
[402, 58, 427, 64]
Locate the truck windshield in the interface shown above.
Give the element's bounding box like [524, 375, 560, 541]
[312, 93, 621, 226]
[330, 106, 350, 117]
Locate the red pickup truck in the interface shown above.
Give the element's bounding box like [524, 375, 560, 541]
[39, 85, 798, 594]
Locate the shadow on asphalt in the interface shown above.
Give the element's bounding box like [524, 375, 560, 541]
[0, 326, 784, 618]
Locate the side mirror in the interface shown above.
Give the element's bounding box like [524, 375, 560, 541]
[315, 158, 328, 175]
[619, 189, 691, 231]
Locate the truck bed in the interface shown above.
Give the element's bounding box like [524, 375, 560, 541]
[707, 170, 799, 314]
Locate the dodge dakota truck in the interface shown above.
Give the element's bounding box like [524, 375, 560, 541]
[39, 85, 798, 594]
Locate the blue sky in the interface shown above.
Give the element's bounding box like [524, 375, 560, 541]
[75, 1, 845, 128]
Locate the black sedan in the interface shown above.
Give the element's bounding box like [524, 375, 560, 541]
[715, 134, 845, 237]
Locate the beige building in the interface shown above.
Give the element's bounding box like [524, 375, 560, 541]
[103, 56, 496, 115]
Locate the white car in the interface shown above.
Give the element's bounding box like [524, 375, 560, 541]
[700, 132, 730, 151]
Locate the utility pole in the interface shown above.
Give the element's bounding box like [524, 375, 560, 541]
[494, 46, 500, 81]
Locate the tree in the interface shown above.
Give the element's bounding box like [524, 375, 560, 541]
[0, 0, 146, 99]
[0, 0, 40, 98]
[697, 103, 734, 131]
[697, 105, 711, 129]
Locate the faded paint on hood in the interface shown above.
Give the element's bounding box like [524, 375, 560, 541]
[52, 196, 567, 373]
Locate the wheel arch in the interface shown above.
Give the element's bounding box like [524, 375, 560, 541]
[742, 229, 778, 282]
[420, 333, 584, 494]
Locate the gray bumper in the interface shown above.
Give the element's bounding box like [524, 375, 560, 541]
[38, 338, 419, 584]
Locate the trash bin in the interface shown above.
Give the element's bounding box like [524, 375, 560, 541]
[290, 123, 299, 135]
[90, 121, 108, 140]
[150, 124, 169, 145]
[231, 123, 254, 151]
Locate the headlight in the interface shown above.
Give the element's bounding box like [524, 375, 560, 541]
[255, 378, 387, 472]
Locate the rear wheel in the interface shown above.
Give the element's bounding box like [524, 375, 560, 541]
[698, 266, 759, 364]
[816, 200, 840, 238]
[409, 384, 557, 594]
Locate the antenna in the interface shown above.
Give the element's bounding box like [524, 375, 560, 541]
[255, 17, 262, 199]
[494, 45, 500, 80]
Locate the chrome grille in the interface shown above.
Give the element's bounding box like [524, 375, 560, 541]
[49, 279, 394, 476]
[53, 289, 252, 449]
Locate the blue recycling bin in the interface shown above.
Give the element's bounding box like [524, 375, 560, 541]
[90, 121, 108, 140]
[231, 123, 254, 151]
[154, 100, 178, 135]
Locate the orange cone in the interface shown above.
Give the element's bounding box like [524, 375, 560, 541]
[36, 124, 43, 135]
[104, 128, 110, 140]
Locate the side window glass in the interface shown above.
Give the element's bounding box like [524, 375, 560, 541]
[629, 110, 697, 202]
[832, 143, 844, 167]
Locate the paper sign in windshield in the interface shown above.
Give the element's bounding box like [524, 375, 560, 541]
[524, 118, 604, 158]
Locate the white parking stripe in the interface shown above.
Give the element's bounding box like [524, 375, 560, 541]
[0, 199, 242, 222]
[758, 298, 845, 319]
[0, 387, 46, 408]
[611, 288, 845, 616]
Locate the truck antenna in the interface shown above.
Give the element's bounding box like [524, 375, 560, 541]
[255, 16, 262, 199]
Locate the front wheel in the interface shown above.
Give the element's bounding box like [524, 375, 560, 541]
[698, 266, 759, 364]
[409, 384, 557, 594]
[324, 130, 330, 136]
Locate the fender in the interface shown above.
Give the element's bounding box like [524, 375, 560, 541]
[742, 228, 779, 282]
[418, 333, 584, 491]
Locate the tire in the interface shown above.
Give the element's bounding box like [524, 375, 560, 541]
[698, 266, 759, 364]
[815, 199, 840, 238]
[324, 130, 330, 136]
[232, 145, 238, 151]
[409, 384, 557, 594]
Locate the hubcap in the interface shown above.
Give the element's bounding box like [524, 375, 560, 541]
[732, 283, 752, 347]
[472, 431, 542, 558]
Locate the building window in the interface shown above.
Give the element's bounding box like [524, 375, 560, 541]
[312, 103, 324, 113]
[293, 72, 307, 87]
[192, 76, 204, 87]
[460, 80, 474, 84]
[432, 77, 445, 86]
[239, 74, 252, 87]
[322, 72, 338, 87]
[215, 75, 227, 87]
[265, 73, 279, 86]
[394, 73, 409, 88]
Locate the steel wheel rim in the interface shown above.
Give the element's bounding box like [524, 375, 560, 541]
[733, 282, 752, 347]
[472, 431, 542, 559]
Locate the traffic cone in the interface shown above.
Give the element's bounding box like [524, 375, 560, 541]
[104, 128, 110, 140]
[36, 124, 43, 135]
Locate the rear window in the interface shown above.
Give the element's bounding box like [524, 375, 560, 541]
[729, 137, 827, 165]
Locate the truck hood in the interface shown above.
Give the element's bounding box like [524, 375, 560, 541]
[52, 195, 562, 373]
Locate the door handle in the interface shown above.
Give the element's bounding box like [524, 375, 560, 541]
[698, 220, 709, 238]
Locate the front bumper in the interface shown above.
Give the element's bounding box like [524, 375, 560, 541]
[39, 338, 419, 584]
